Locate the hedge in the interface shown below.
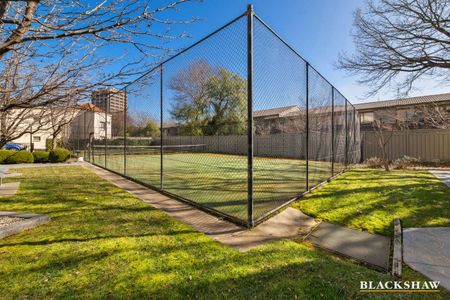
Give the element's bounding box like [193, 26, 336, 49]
[49, 148, 71, 163]
[0, 150, 14, 164]
[4, 151, 34, 164]
[33, 151, 50, 163]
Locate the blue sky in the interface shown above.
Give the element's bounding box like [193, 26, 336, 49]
[109, 0, 450, 108]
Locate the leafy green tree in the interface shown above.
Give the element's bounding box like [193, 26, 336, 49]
[169, 61, 247, 135]
[204, 69, 246, 135]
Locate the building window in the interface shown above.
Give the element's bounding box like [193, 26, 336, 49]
[360, 112, 374, 124]
[33, 136, 41, 142]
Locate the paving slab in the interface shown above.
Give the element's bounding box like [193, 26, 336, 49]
[0, 211, 50, 239]
[307, 222, 391, 270]
[84, 164, 317, 251]
[0, 182, 20, 197]
[403, 227, 450, 291]
[428, 169, 450, 188]
[221, 208, 317, 252]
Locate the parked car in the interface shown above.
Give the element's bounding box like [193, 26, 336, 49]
[4, 143, 26, 151]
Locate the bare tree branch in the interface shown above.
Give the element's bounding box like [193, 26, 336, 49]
[338, 0, 450, 96]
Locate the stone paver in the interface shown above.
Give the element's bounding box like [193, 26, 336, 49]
[307, 222, 391, 270]
[0, 211, 50, 239]
[84, 163, 317, 251]
[0, 182, 20, 197]
[428, 169, 450, 188]
[403, 227, 450, 291]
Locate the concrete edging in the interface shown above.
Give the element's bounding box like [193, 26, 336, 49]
[0, 212, 50, 239]
[392, 218, 402, 278]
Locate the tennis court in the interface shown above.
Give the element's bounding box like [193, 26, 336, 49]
[70, 7, 360, 227]
[90, 145, 339, 221]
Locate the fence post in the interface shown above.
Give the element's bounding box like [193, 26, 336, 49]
[331, 88, 335, 177]
[247, 4, 254, 228]
[124, 87, 127, 176]
[83, 112, 87, 160]
[345, 100, 348, 167]
[354, 107, 357, 163]
[305, 63, 309, 191]
[160, 64, 164, 190]
[105, 92, 108, 168]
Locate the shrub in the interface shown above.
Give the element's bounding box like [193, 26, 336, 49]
[46, 138, 63, 151]
[392, 155, 421, 169]
[33, 151, 50, 163]
[5, 151, 34, 164]
[0, 150, 14, 164]
[363, 157, 384, 168]
[49, 148, 71, 163]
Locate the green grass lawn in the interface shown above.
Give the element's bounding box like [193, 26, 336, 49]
[90, 152, 339, 221]
[1, 166, 446, 299]
[292, 168, 450, 236]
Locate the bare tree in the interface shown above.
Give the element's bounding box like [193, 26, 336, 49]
[0, 0, 196, 146]
[47, 99, 79, 150]
[169, 60, 213, 130]
[370, 109, 407, 171]
[338, 0, 450, 95]
[420, 103, 450, 129]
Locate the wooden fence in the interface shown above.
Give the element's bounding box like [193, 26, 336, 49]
[361, 129, 450, 162]
[160, 132, 360, 163]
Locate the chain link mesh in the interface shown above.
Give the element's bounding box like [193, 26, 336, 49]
[307, 66, 333, 188]
[75, 11, 361, 226]
[253, 17, 307, 220]
[334, 91, 347, 174]
[161, 15, 248, 222]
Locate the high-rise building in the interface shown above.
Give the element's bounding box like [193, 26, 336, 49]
[91, 88, 127, 113]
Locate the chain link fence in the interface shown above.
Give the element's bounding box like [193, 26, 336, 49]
[71, 6, 360, 227]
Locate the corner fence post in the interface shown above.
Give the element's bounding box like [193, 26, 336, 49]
[331, 88, 335, 177]
[247, 4, 254, 228]
[160, 64, 164, 190]
[305, 63, 309, 191]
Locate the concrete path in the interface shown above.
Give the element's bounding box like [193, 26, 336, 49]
[428, 169, 450, 188]
[4, 173, 21, 178]
[83, 163, 317, 252]
[0, 211, 50, 239]
[403, 227, 450, 291]
[307, 222, 391, 270]
[222, 208, 317, 252]
[0, 182, 20, 197]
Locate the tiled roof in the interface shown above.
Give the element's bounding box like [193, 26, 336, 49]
[79, 103, 104, 113]
[354, 93, 450, 110]
[253, 105, 301, 118]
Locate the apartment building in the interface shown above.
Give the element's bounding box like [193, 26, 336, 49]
[91, 88, 127, 113]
